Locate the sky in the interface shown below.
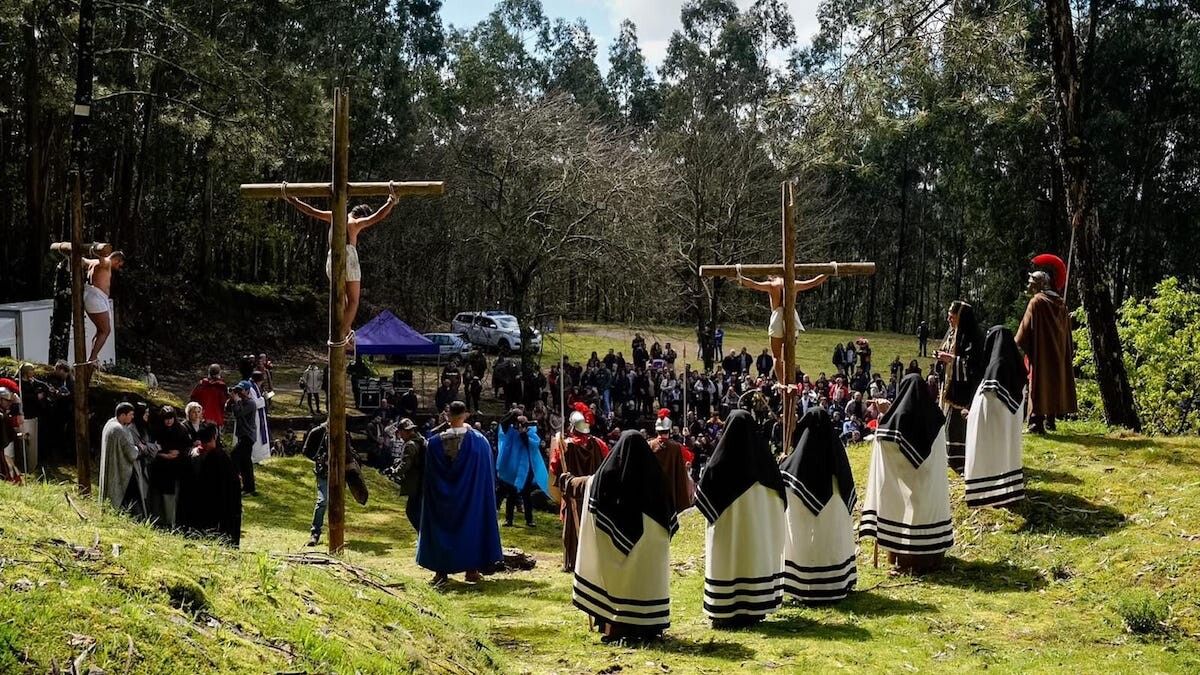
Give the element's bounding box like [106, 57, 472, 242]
[438, 0, 823, 72]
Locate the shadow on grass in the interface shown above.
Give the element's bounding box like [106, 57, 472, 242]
[651, 634, 757, 661]
[750, 613, 872, 641]
[921, 555, 1047, 592]
[441, 577, 553, 596]
[1016, 488, 1126, 537]
[1051, 432, 1156, 451]
[830, 591, 937, 617]
[1024, 467, 1082, 486]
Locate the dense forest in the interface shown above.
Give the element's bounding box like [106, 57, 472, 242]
[2, 0, 1198, 345]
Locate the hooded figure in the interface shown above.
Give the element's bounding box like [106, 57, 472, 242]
[496, 410, 550, 527]
[572, 430, 677, 643]
[694, 410, 786, 627]
[860, 374, 953, 572]
[938, 300, 984, 474]
[780, 408, 857, 602]
[550, 402, 609, 572]
[964, 326, 1028, 508]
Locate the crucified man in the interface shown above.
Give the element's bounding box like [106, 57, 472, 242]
[730, 271, 828, 386]
[50, 242, 124, 364]
[284, 184, 398, 340]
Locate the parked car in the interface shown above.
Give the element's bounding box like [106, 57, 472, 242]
[392, 333, 476, 365]
[451, 311, 543, 354]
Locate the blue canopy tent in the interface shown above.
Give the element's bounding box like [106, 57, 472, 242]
[354, 311, 438, 356]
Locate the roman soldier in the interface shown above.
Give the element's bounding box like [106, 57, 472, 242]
[1016, 254, 1078, 433]
[549, 402, 609, 572]
[648, 409, 693, 514]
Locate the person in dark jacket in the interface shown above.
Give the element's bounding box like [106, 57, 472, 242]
[177, 422, 242, 547]
[229, 382, 257, 496]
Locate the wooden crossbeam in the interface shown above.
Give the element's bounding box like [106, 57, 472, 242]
[239, 181, 444, 200]
[699, 262, 876, 278]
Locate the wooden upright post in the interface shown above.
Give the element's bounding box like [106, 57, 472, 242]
[780, 183, 798, 450]
[70, 0, 96, 495]
[327, 89, 350, 554]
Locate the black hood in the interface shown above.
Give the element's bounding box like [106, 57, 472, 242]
[876, 373, 946, 469]
[588, 430, 677, 555]
[780, 408, 856, 516]
[694, 409, 785, 524]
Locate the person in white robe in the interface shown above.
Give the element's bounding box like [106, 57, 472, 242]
[573, 430, 678, 643]
[860, 373, 953, 573]
[780, 408, 858, 602]
[964, 326, 1028, 509]
[249, 372, 271, 463]
[694, 409, 786, 627]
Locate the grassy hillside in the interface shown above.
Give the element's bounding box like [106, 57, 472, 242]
[0, 469, 502, 674]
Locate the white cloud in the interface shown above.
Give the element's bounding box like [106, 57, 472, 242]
[602, 0, 821, 69]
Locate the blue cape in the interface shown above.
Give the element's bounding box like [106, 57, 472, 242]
[496, 425, 549, 494]
[417, 428, 503, 573]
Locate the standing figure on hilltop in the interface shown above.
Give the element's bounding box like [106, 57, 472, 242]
[49, 242, 125, 367]
[1016, 254, 1078, 434]
[936, 300, 984, 474]
[284, 184, 398, 340]
[730, 271, 828, 385]
[549, 403, 609, 573]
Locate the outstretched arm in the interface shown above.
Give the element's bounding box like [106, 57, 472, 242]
[285, 196, 332, 223]
[354, 193, 398, 230]
[793, 275, 829, 295]
[732, 276, 775, 294]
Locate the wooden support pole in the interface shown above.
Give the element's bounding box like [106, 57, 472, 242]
[699, 262, 876, 278]
[327, 88, 350, 555]
[70, 0, 96, 496]
[239, 181, 444, 200]
[70, 175, 90, 495]
[781, 183, 798, 452]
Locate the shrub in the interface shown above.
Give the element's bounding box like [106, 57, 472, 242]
[1074, 277, 1200, 434]
[1113, 590, 1170, 636]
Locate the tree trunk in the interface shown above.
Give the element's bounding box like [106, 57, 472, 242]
[1043, 0, 1140, 430]
[24, 8, 47, 299]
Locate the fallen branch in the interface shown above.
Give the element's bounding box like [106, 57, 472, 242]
[64, 491, 88, 522]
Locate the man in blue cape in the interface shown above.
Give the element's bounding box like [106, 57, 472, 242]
[496, 406, 550, 527]
[418, 400, 503, 586]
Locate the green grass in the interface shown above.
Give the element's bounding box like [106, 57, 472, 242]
[7, 420, 1197, 673]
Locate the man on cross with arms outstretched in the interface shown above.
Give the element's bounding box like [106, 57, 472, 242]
[284, 184, 399, 340]
[50, 242, 125, 366]
[731, 269, 828, 386]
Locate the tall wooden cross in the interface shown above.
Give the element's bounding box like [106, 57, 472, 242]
[700, 181, 875, 447]
[240, 89, 443, 553]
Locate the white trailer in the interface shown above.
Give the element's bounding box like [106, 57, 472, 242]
[0, 299, 117, 367]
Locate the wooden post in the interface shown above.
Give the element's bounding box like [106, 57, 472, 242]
[327, 89, 350, 554]
[69, 0, 96, 496]
[780, 183, 798, 451]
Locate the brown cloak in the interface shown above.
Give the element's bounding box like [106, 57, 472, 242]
[549, 433, 607, 572]
[649, 437, 693, 515]
[1015, 291, 1078, 417]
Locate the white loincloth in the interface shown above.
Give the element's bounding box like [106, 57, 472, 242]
[703, 483, 786, 620]
[781, 478, 857, 602]
[572, 479, 672, 632]
[83, 285, 110, 315]
[325, 244, 362, 282]
[859, 429, 954, 556]
[768, 307, 804, 339]
[964, 388, 1025, 508]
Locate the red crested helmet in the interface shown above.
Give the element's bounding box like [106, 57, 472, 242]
[1031, 253, 1067, 294]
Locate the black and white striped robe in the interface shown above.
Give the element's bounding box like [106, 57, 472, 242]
[573, 431, 678, 634]
[860, 374, 954, 557]
[964, 326, 1028, 508]
[694, 411, 786, 622]
[780, 409, 858, 602]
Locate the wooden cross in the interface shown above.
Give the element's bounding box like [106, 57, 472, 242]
[239, 89, 443, 553]
[700, 181, 875, 448]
